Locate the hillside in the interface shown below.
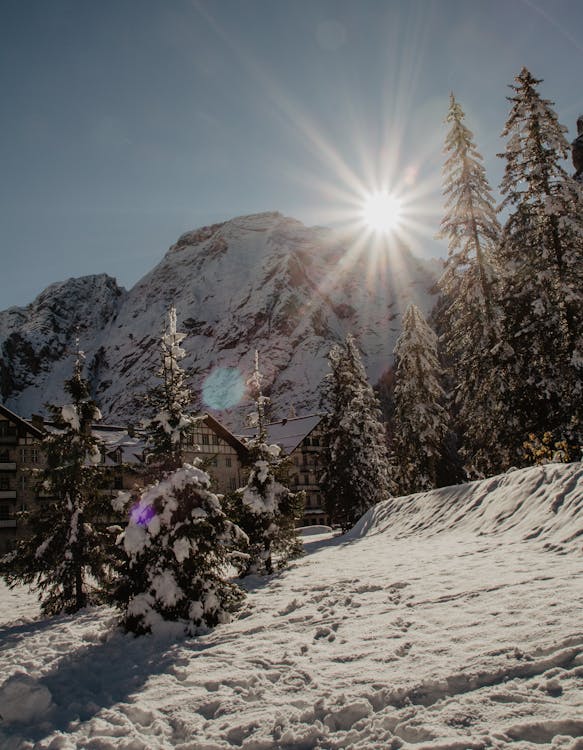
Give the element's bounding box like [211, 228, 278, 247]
[0, 212, 438, 427]
[1, 462, 582, 749]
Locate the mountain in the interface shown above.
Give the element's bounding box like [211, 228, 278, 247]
[0, 212, 440, 427]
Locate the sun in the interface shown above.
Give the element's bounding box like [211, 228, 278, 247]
[361, 190, 403, 233]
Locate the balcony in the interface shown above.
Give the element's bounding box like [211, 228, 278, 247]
[0, 462, 17, 471]
[0, 518, 17, 528]
[0, 490, 17, 500]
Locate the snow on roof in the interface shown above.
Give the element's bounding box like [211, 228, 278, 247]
[238, 413, 324, 454]
[92, 426, 146, 465]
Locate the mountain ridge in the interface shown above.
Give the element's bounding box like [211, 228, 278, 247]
[0, 212, 440, 428]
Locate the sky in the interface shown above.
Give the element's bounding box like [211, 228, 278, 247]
[1, 0, 582, 310]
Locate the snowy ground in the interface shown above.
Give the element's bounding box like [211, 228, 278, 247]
[1, 462, 583, 750]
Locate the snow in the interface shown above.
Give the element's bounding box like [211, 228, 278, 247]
[60, 404, 80, 432]
[2, 213, 438, 427]
[1, 462, 582, 749]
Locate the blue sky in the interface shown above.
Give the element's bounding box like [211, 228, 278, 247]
[1, 0, 582, 309]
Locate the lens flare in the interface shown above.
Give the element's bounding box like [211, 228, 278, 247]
[130, 501, 156, 527]
[202, 367, 245, 410]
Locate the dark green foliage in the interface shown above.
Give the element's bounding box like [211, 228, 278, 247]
[321, 335, 392, 532]
[392, 306, 450, 495]
[233, 352, 303, 576]
[493, 68, 583, 464]
[112, 465, 247, 635]
[0, 352, 112, 615]
[232, 443, 304, 576]
[145, 306, 196, 470]
[435, 93, 503, 478]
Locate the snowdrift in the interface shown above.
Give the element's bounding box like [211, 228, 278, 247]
[352, 461, 583, 552]
[1, 463, 582, 749]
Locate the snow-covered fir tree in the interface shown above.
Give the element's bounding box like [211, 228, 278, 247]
[233, 351, 303, 576]
[321, 335, 392, 532]
[145, 305, 197, 469]
[436, 93, 505, 476]
[392, 305, 450, 494]
[494, 68, 583, 461]
[0, 347, 111, 615]
[112, 309, 247, 635]
[112, 464, 247, 635]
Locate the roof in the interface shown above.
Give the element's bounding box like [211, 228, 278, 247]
[238, 414, 325, 454]
[92, 426, 147, 466]
[202, 413, 249, 458]
[0, 403, 44, 439]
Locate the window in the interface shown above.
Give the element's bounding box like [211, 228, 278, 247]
[229, 476, 237, 491]
[0, 477, 10, 490]
[210, 457, 218, 467]
[19, 475, 27, 491]
[20, 447, 27, 463]
[225, 457, 232, 467]
[312, 437, 320, 447]
[114, 475, 124, 490]
[0, 504, 9, 520]
[211, 434, 219, 445]
[201, 434, 210, 446]
[0, 422, 16, 438]
[30, 448, 39, 464]
[0, 450, 9, 461]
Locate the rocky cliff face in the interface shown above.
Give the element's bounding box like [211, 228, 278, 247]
[0, 212, 439, 427]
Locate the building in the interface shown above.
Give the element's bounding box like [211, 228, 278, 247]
[0, 404, 44, 555]
[239, 414, 328, 527]
[182, 414, 248, 494]
[0, 405, 249, 555]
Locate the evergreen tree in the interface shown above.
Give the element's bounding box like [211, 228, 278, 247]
[438, 93, 500, 329]
[145, 305, 196, 469]
[392, 305, 450, 494]
[495, 68, 583, 460]
[111, 308, 247, 634]
[234, 352, 303, 576]
[0, 348, 110, 615]
[436, 93, 504, 476]
[321, 334, 392, 532]
[113, 464, 247, 635]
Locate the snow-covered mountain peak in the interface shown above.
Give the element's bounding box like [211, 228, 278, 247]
[1, 213, 439, 426]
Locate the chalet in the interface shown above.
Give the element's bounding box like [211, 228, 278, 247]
[0, 404, 44, 555]
[182, 413, 248, 493]
[0, 405, 248, 555]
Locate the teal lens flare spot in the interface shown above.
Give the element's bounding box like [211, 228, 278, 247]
[202, 368, 245, 410]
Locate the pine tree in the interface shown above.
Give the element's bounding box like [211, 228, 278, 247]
[113, 464, 247, 635]
[111, 309, 247, 634]
[436, 93, 505, 476]
[0, 347, 110, 615]
[392, 305, 450, 494]
[321, 334, 392, 532]
[234, 352, 303, 576]
[495, 68, 583, 460]
[145, 305, 196, 470]
[438, 93, 500, 329]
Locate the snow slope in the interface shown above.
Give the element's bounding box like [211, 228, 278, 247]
[0, 212, 438, 427]
[1, 462, 582, 749]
